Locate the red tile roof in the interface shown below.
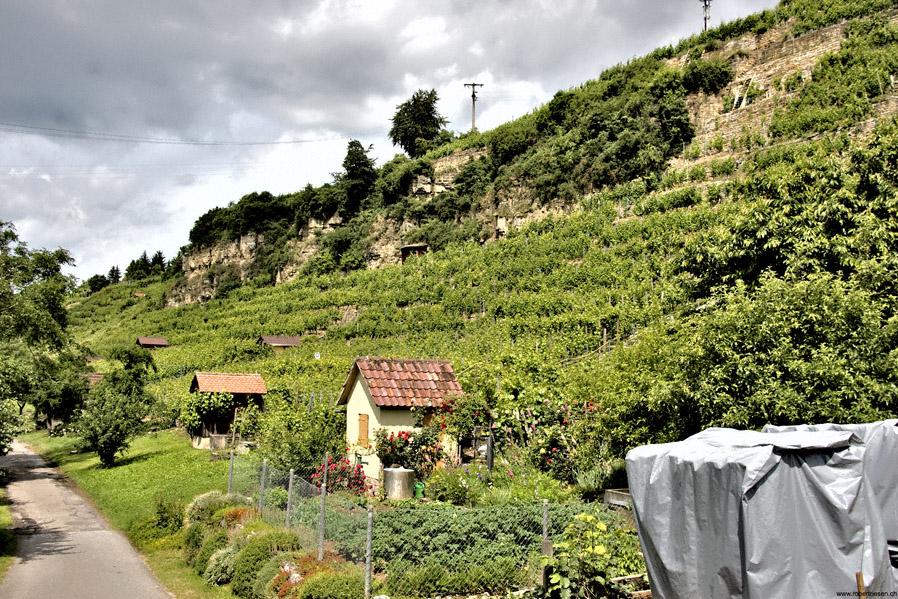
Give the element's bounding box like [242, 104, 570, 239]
[337, 357, 462, 408]
[190, 372, 267, 395]
[258, 335, 304, 347]
[136, 337, 169, 348]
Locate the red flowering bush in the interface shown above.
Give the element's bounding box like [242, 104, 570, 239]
[310, 456, 370, 495]
[374, 426, 442, 479]
[375, 429, 414, 467]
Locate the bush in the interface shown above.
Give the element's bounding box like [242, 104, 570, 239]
[195, 530, 229, 575]
[128, 492, 184, 547]
[310, 456, 370, 495]
[296, 568, 366, 599]
[425, 466, 483, 506]
[76, 386, 147, 467]
[683, 58, 734, 95]
[231, 532, 302, 599]
[183, 523, 206, 566]
[387, 556, 524, 596]
[186, 491, 252, 527]
[204, 543, 242, 586]
[541, 511, 645, 598]
[252, 554, 288, 599]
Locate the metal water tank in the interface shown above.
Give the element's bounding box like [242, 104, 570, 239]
[383, 468, 415, 500]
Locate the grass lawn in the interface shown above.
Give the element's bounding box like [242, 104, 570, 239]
[0, 487, 15, 581]
[19, 428, 236, 598]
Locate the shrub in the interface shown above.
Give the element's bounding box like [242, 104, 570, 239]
[187, 491, 252, 527]
[128, 492, 185, 547]
[270, 554, 340, 597]
[296, 568, 366, 599]
[252, 554, 288, 599]
[425, 466, 483, 506]
[683, 58, 734, 95]
[231, 532, 302, 599]
[541, 511, 645, 598]
[204, 543, 241, 586]
[195, 530, 229, 575]
[183, 523, 206, 566]
[373, 422, 444, 479]
[386, 555, 525, 596]
[76, 386, 147, 467]
[310, 456, 370, 495]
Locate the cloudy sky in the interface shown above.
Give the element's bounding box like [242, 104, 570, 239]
[0, 0, 778, 281]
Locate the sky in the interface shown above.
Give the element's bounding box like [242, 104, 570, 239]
[0, 0, 779, 282]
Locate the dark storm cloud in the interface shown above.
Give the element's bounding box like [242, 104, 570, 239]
[0, 0, 779, 280]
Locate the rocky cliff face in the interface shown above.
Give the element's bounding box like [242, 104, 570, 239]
[166, 233, 264, 306]
[169, 149, 488, 304]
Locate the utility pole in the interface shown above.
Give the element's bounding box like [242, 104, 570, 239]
[464, 82, 483, 132]
[700, 0, 712, 32]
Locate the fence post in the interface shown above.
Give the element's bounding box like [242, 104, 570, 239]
[227, 451, 234, 494]
[318, 452, 329, 561]
[365, 505, 373, 599]
[258, 459, 268, 512]
[541, 499, 552, 593]
[285, 469, 295, 528]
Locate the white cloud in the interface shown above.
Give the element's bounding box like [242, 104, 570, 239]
[399, 16, 451, 53]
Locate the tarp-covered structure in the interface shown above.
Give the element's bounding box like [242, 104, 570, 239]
[626, 423, 898, 598]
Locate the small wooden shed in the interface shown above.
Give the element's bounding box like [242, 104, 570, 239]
[400, 244, 429, 263]
[257, 335, 304, 353]
[337, 357, 463, 479]
[188, 372, 267, 449]
[136, 336, 169, 349]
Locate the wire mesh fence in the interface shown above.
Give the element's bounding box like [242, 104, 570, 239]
[226, 452, 626, 598]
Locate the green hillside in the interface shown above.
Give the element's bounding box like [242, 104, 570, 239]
[68, 0, 898, 483]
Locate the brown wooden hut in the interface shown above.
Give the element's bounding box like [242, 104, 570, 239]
[188, 372, 267, 448]
[136, 336, 169, 349]
[257, 335, 304, 353]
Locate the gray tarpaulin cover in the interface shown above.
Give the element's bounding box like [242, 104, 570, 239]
[762, 420, 898, 587]
[626, 426, 896, 598]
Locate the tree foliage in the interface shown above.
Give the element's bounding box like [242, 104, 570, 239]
[340, 140, 377, 217]
[1, 222, 74, 349]
[76, 346, 155, 466]
[389, 89, 448, 158]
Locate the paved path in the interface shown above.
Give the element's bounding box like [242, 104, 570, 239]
[0, 440, 171, 599]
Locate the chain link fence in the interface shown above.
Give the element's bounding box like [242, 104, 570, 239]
[227, 452, 631, 598]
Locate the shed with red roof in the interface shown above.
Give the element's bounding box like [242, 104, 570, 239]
[336, 357, 463, 479]
[188, 372, 267, 448]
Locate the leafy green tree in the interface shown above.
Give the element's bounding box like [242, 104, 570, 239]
[29, 352, 90, 432]
[339, 140, 377, 216]
[0, 223, 76, 453]
[76, 346, 155, 466]
[1, 222, 74, 349]
[257, 394, 345, 474]
[86, 274, 110, 294]
[78, 386, 148, 467]
[389, 89, 448, 158]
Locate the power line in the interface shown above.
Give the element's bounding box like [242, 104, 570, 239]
[0, 121, 354, 146]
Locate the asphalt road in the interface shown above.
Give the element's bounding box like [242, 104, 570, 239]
[0, 440, 171, 599]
